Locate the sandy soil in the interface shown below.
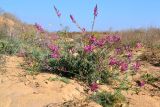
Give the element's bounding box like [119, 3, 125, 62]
[0, 55, 160, 107]
[0, 56, 100, 107]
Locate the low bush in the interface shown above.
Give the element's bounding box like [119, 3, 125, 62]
[90, 91, 126, 107]
[0, 37, 21, 55]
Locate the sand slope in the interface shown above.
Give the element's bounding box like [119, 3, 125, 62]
[0, 56, 100, 107]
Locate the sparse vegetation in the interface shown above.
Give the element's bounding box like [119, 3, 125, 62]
[90, 91, 126, 107]
[142, 73, 159, 84]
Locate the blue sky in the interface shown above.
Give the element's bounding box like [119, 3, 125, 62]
[0, 0, 160, 32]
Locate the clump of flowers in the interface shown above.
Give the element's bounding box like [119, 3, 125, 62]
[136, 80, 145, 87]
[119, 61, 128, 72]
[106, 35, 121, 44]
[124, 45, 131, 52]
[90, 82, 99, 92]
[48, 44, 60, 59]
[84, 45, 95, 53]
[47, 5, 144, 105]
[89, 35, 97, 44]
[109, 57, 118, 66]
[126, 51, 132, 61]
[115, 47, 122, 55]
[96, 38, 107, 47]
[136, 42, 143, 48]
[132, 61, 141, 71]
[34, 23, 44, 33]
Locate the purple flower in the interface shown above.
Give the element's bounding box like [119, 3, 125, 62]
[136, 42, 143, 48]
[119, 62, 128, 72]
[48, 44, 60, 59]
[94, 4, 98, 17]
[70, 15, 76, 23]
[132, 61, 141, 71]
[89, 35, 97, 44]
[84, 45, 94, 53]
[116, 60, 123, 66]
[115, 48, 122, 54]
[113, 35, 121, 42]
[136, 80, 145, 87]
[90, 82, 98, 92]
[124, 45, 131, 52]
[48, 45, 59, 52]
[126, 51, 132, 60]
[106, 35, 121, 44]
[109, 57, 118, 66]
[50, 52, 60, 59]
[34, 23, 44, 33]
[54, 5, 61, 18]
[96, 38, 107, 47]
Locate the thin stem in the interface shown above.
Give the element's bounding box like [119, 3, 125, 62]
[91, 16, 96, 33]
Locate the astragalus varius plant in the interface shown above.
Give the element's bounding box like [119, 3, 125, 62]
[48, 4, 141, 92]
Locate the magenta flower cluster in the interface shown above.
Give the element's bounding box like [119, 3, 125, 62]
[106, 35, 121, 44]
[124, 45, 131, 52]
[84, 35, 121, 53]
[109, 56, 141, 72]
[115, 47, 122, 54]
[137, 80, 145, 87]
[90, 82, 99, 92]
[48, 45, 60, 59]
[132, 61, 141, 71]
[84, 45, 95, 53]
[136, 42, 143, 48]
[119, 62, 128, 72]
[109, 57, 129, 72]
[109, 57, 118, 66]
[126, 51, 132, 60]
[89, 35, 97, 44]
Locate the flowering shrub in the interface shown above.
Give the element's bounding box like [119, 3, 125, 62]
[47, 5, 142, 89]
[0, 4, 149, 107]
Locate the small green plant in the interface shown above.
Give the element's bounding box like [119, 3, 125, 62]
[0, 38, 21, 55]
[90, 91, 126, 107]
[0, 55, 6, 73]
[48, 77, 59, 81]
[142, 73, 159, 84]
[60, 77, 70, 84]
[48, 76, 70, 84]
[21, 45, 50, 73]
